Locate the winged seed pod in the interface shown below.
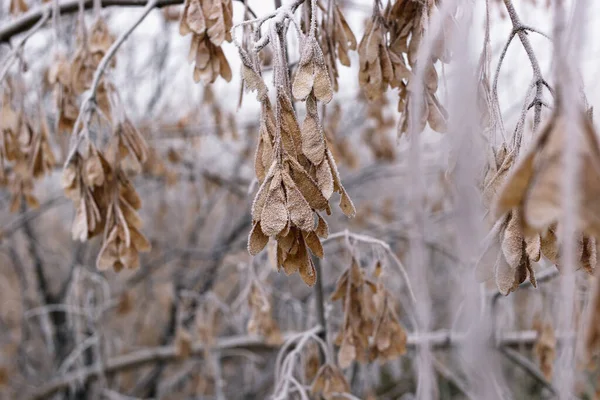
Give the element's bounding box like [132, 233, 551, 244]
[369, 288, 407, 362]
[318, 5, 357, 92]
[494, 111, 599, 275]
[379, 0, 452, 135]
[179, 0, 233, 84]
[477, 144, 540, 295]
[243, 21, 355, 286]
[96, 172, 151, 271]
[47, 55, 80, 134]
[292, 36, 334, 103]
[330, 258, 377, 368]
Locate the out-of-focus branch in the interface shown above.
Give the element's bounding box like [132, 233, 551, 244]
[0, 8, 50, 82]
[28, 328, 566, 399]
[0, 0, 256, 43]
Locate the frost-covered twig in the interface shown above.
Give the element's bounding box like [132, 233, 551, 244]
[87, 0, 158, 102]
[231, 0, 305, 51]
[500, 0, 553, 134]
[0, 8, 50, 83]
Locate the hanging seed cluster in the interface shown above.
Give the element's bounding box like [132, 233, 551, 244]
[330, 258, 407, 369]
[242, 3, 355, 287]
[56, 20, 151, 272]
[47, 17, 115, 134]
[179, 0, 233, 83]
[63, 116, 151, 271]
[358, 0, 451, 135]
[0, 84, 56, 211]
[318, 4, 357, 92]
[480, 144, 539, 295]
[494, 112, 599, 277]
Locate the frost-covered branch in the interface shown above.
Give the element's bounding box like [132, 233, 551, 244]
[498, 0, 553, 134]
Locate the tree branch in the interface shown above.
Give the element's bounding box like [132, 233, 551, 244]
[27, 328, 571, 400]
[501, 0, 552, 133]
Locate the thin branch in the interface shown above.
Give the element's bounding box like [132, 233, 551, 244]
[0, 8, 50, 83]
[498, 347, 560, 397]
[0, 0, 256, 43]
[27, 328, 572, 399]
[502, 0, 551, 134]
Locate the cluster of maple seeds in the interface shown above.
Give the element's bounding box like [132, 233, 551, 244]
[317, 3, 357, 92]
[52, 17, 153, 271]
[331, 259, 407, 369]
[179, 0, 233, 84]
[0, 87, 56, 211]
[358, 0, 451, 136]
[62, 116, 151, 271]
[494, 112, 597, 281]
[242, 7, 356, 286]
[48, 18, 115, 134]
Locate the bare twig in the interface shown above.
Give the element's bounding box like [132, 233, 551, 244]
[0, 8, 50, 83]
[501, 0, 553, 134]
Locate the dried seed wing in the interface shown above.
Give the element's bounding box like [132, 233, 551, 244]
[495, 252, 516, 296]
[525, 258, 537, 288]
[286, 184, 315, 232]
[494, 150, 536, 219]
[502, 211, 523, 269]
[287, 157, 329, 210]
[541, 226, 559, 265]
[179, 0, 193, 36]
[313, 63, 334, 104]
[186, 0, 206, 34]
[495, 116, 555, 218]
[251, 161, 276, 220]
[316, 158, 334, 200]
[523, 151, 561, 233]
[254, 135, 266, 182]
[130, 227, 151, 252]
[242, 65, 268, 101]
[525, 233, 541, 263]
[216, 47, 232, 82]
[315, 213, 329, 238]
[298, 248, 317, 286]
[427, 93, 448, 133]
[260, 181, 288, 237]
[248, 221, 269, 255]
[301, 109, 325, 165]
[339, 188, 356, 218]
[303, 231, 324, 258]
[292, 62, 314, 101]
